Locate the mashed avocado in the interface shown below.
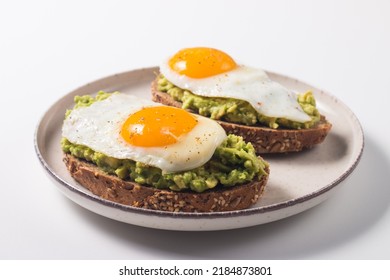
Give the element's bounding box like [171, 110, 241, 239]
[157, 75, 321, 129]
[65, 91, 113, 118]
[62, 91, 269, 193]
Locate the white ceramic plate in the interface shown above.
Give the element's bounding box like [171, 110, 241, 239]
[34, 67, 364, 231]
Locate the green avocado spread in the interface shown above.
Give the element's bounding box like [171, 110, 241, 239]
[157, 75, 321, 129]
[62, 91, 269, 193]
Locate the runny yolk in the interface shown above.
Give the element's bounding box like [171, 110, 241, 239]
[120, 106, 198, 147]
[168, 47, 237, 78]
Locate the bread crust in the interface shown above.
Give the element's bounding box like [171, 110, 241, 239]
[63, 154, 269, 213]
[151, 79, 332, 154]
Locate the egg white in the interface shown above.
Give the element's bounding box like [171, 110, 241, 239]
[160, 61, 311, 123]
[62, 94, 227, 172]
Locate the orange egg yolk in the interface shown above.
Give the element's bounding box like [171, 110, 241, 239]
[168, 47, 237, 78]
[120, 106, 198, 147]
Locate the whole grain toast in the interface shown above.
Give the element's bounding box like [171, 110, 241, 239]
[151, 79, 332, 154]
[64, 154, 269, 212]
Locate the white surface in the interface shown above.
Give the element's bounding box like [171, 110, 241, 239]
[1, 0, 389, 259]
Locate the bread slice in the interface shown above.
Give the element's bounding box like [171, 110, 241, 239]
[151, 80, 332, 154]
[64, 154, 269, 212]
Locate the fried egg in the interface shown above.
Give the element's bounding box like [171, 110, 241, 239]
[62, 94, 227, 172]
[159, 47, 311, 123]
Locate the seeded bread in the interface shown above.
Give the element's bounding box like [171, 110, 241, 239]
[151, 80, 332, 154]
[64, 154, 269, 212]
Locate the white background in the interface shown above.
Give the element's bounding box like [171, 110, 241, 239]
[1, 0, 389, 259]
